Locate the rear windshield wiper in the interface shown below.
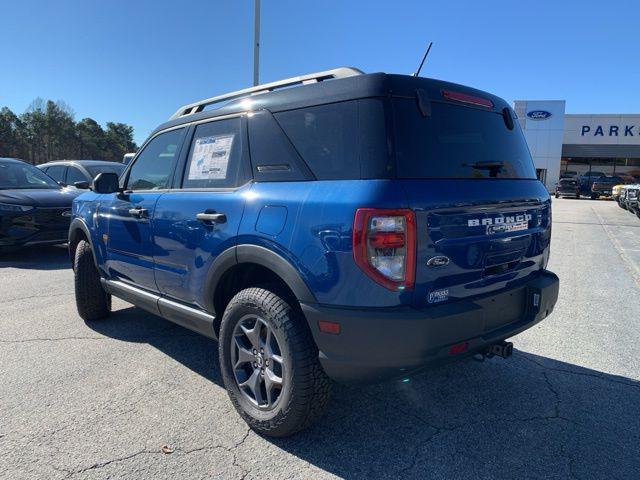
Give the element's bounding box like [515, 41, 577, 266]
[464, 161, 505, 177]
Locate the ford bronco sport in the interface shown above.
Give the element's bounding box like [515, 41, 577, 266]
[69, 68, 559, 437]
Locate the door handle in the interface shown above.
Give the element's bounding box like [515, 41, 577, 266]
[196, 212, 227, 224]
[128, 207, 149, 219]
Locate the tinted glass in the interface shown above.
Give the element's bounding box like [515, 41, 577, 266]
[394, 100, 537, 179]
[86, 164, 125, 178]
[66, 166, 87, 184]
[560, 179, 577, 185]
[127, 129, 184, 191]
[275, 102, 360, 180]
[182, 118, 244, 189]
[0, 162, 60, 189]
[45, 165, 66, 183]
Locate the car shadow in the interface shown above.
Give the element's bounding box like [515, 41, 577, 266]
[87, 306, 640, 479]
[0, 245, 70, 270]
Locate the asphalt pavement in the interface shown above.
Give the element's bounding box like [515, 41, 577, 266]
[1, 198, 639, 479]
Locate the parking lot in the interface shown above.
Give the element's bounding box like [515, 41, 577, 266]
[0, 198, 638, 480]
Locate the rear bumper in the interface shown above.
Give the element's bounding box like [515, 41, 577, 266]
[592, 189, 612, 197]
[302, 270, 559, 384]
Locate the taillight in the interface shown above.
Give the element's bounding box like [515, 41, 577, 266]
[353, 209, 416, 291]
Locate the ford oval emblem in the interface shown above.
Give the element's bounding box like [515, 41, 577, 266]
[427, 256, 450, 267]
[527, 110, 552, 120]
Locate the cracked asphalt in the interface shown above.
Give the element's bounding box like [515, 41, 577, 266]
[1, 198, 639, 479]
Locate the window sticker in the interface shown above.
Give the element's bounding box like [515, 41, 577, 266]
[187, 134, 235, 180]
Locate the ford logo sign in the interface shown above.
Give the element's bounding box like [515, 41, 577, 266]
[527, 110, 552, 120]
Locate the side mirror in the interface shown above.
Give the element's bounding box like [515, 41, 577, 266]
[91, 172, 120, 194]
[73, 180, 90, 190]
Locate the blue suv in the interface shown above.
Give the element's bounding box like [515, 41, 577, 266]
[69, 68, 559, 437]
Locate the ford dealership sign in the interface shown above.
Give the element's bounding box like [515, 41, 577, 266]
[527, 110, 552, 120]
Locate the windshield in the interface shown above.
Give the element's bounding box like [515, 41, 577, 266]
[0, 161, 60, 190]
[394, 100, 536, 179]
[86, 163, 126, 178]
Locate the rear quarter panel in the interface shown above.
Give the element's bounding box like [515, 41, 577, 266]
[238, 180, 410, 307]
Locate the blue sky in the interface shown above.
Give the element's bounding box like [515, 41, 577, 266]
[1, 0, 638, 145]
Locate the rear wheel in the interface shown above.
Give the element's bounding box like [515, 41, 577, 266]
[591, 193, 598, 200]
[555, 193, 559, 198]
[74, 240, 111, 321]
[219, 287, 331, 437]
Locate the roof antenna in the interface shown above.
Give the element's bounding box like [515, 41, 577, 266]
[413, 42, 433, 77]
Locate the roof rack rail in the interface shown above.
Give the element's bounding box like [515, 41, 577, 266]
[169, 67, 364, 120]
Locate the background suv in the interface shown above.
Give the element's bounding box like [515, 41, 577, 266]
[69, 68, 559, 437]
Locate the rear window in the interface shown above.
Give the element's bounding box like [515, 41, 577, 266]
[393, 100, 536, 179]
[560, 179, 577, 185]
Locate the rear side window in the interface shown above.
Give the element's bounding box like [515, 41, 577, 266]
[182, 118, 245, 189]
[394, 100, 536, 179]
[274, 99, 390, 180]
[66, 166, 87, 184]
[45, 165, 66, 183]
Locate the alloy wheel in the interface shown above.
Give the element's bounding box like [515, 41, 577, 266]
[231, 314, 284, 409]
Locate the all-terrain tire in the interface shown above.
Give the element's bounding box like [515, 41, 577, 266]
[74, 239, 111, 321]
[219, 287, 331, 437]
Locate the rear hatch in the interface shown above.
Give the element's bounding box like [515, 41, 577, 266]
[392, 89, 551, 309]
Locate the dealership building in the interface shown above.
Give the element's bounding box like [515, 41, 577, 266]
[513, 100, 640, 190]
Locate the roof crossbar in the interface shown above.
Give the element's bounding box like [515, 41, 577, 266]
[169, 67, 364, 120]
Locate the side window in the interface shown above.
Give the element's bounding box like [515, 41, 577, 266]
[126, 128, 185, 191]
[182, 117, 244, 189]
[274, 102, 360, 180]
[66, 166, 87, 184]
[46, 165, 66, 183]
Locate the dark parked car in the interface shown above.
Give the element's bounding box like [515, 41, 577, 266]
[578, 171, 606, 194]
[0, 158, 80, 251]
[555, 178, 580, 198]
[69, 68, 559, 436]
[590, 175, 626, 200]
[38, 160, 125, 189]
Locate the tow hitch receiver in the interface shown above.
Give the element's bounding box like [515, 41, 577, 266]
[485, 341, 513, 359]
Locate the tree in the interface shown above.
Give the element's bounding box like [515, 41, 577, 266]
[76, 118, 106, 160]
[0, 107, 24, 159]
[0, 98, 138, 164]
[104, 122, 136, 161]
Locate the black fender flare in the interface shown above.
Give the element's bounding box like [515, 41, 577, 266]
[203, 244, 316, 314]
[68, 218, 96, 266]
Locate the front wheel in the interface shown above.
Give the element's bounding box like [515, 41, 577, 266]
[591, 193, 598, 200]
[219, 287, 331, 437]
[74, 240, 111, 321]
[555, 193, 559, 198]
